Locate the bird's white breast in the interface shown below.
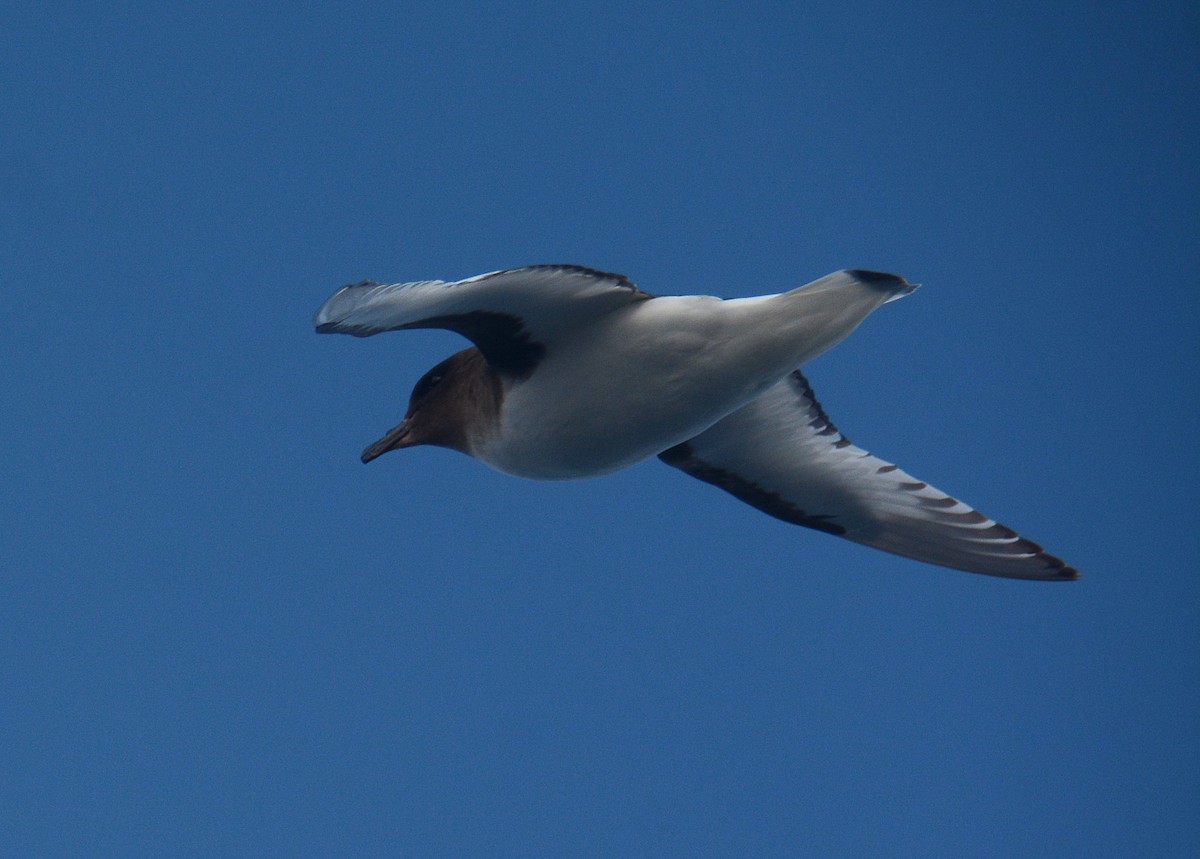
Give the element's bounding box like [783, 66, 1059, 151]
[472, 295, 802, 479]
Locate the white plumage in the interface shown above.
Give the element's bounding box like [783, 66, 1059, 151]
[314, 264, 1076, 581]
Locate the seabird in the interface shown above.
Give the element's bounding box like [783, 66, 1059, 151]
[314, 264, 1077, 581]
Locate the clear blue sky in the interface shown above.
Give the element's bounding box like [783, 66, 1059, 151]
[3, 2, 1197, 855]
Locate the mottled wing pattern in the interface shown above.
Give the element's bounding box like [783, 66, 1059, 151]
[659, 371, 1077, 580]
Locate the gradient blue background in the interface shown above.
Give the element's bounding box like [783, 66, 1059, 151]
[4, 2, 1197, 855]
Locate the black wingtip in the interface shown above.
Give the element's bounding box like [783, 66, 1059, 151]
[1039, 553, 1080, 581]
[845, 269, 907, 287]
[845, 269, 918, 302]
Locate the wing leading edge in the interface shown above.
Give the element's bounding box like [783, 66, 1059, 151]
[659, 371, 1077, 581]
[313, 265, 653, 377]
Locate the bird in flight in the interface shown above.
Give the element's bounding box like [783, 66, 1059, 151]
[314, 264, 1076, 581]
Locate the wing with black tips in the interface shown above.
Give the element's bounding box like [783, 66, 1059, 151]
[313, 265, 653, 377]
[659, 371, 1077, 581]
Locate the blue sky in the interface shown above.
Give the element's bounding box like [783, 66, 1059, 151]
[3, 1, 1197, 855]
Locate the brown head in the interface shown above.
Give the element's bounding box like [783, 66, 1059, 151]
[360, 347, 502, 463]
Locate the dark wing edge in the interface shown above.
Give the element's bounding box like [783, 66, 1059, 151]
[469, 264, 652, 299]
[312, 265, 654, 378]
[659, 371, 1079, 581]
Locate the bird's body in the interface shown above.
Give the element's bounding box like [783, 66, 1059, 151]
[479, 277, 905, 478]
[314, 264, 1076, 581]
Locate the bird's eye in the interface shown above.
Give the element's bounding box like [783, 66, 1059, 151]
[413, 371, 445, 401]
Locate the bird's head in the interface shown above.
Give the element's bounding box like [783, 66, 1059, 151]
[360, 347, 500, 462]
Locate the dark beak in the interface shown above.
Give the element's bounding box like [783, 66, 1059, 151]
[361, 417, 415, 463]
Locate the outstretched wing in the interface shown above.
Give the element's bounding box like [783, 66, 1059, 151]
[659, 371, 1077, 580]
[313, 264, 653, 377]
